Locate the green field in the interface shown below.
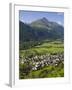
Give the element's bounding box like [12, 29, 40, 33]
[20, 41, 64, 57]
[19, 40, 64, 79]
[20, 65, 64, 79]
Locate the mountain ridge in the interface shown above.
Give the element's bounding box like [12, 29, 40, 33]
[19, 17, 64, 43]
[20, 17, 63, 28]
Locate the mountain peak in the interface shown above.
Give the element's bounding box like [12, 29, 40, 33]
[42, 17, 48, 20]
[30, 17, 49, 27]
[41, 17, 49, 23]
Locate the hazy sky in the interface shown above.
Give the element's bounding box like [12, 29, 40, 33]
[19, 10, 64, 26]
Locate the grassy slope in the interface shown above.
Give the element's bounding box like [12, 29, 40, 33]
[20, 65, 64, 79]
[20, 41, 64, 58]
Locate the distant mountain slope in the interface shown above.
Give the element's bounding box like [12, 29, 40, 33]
[19, 17, 64, 43]
[19, 21, 40, 42]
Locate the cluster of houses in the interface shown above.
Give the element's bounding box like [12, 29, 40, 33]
[20, 54, 64, 71]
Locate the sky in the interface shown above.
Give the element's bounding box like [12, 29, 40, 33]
[19, 10, 64, 26]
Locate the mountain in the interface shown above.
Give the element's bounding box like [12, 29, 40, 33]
[19, 17, 64, 43]
[30, 17, 50, 29]
[19, 21, 38, 42]
[30, 17, 63, 30]
[30, 17, 64, 40]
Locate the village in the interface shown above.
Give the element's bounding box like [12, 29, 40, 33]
[20, 53, 64, 71]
